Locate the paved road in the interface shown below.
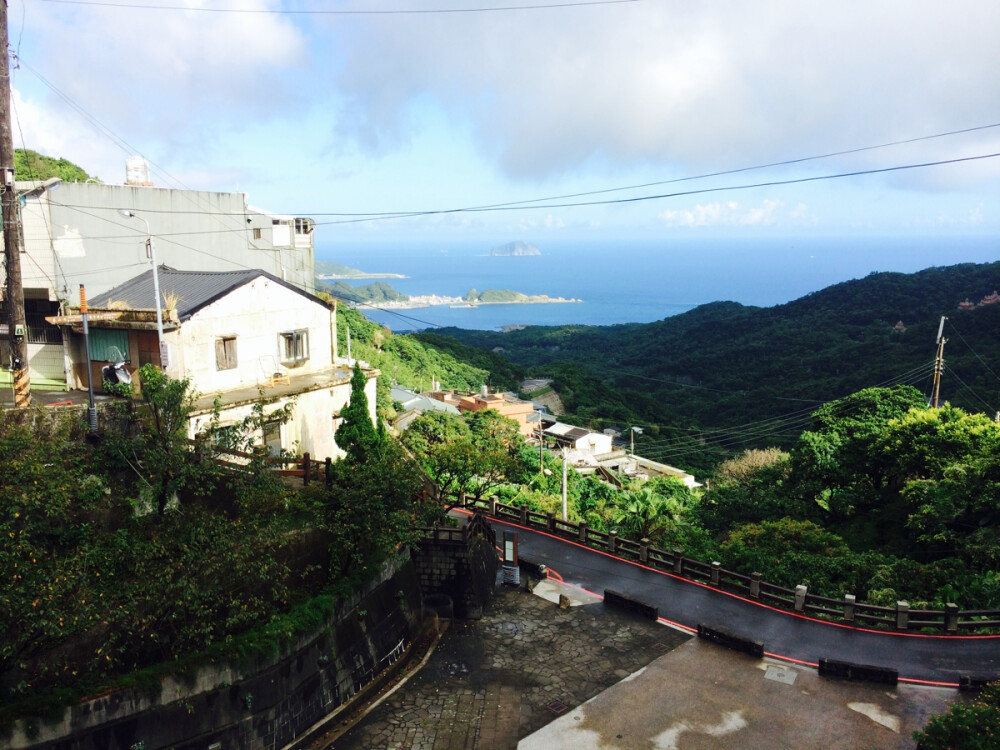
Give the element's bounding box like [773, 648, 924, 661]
[490, 516, 1000, 686]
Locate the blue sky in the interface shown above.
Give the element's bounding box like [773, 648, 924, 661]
[11, 0, 1000, 246]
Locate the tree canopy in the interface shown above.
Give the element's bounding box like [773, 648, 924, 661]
[14, 148, 95, 183]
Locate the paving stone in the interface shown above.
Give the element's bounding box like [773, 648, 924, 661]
[324, 585, 689, 749]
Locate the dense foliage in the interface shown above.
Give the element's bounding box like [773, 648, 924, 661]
[0, 367, 440, 720]
[914, 682, 1000, 749]
[436, 261, 1000, 470]
[14, 149, 94, 183]
[331, 304, 523, 420]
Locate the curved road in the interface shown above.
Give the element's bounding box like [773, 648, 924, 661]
[487, 516, 1000, 686]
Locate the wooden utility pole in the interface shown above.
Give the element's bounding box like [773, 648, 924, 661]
[931, 315, 947, 408]
[0, 0, 30, 407]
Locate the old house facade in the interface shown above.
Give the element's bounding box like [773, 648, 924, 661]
[51, 268, 374, 460]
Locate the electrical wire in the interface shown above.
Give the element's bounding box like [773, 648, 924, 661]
[947, 318, 1000, 388]
[40, 0, 641, 14]
[312, 151, 1000, 226]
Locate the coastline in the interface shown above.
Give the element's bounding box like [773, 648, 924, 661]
[352, 293, 582, 310]
[318, 273, 409, 280]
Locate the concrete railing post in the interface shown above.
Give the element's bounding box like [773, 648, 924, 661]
[843, 594, 856, 622]
[458, 490, 466, 508]
[520, 507, 528, 525]
[608, 530, 618, 555]
[673, 548, 684, 575]
[303, 452, 311, 486]
[896, 601, 909, 630]
[640, 538, 650, 564]
[750, 572, 762, 599]
[490, 495, 499, 517]
[711, 561, 721, 587]
[794, 585, 807, 612]
[578, 522, 588, 544]
[324, 456, 332, 488]
[945, 602, 959, 633]
[547, 513, 556, 532]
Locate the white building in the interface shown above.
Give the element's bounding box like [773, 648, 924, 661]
[50, 268, 374, 460]
[3, 174, 316, 387]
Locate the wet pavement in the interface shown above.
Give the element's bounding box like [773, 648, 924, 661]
[323, 584, 689, 750]
[309, 579, 958, 750]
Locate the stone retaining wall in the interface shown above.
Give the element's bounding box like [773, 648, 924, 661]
[8, 553, 422, 750]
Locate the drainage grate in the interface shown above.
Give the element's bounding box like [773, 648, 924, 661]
[545, 699, 570, 714]
[651, 642, 671, 654]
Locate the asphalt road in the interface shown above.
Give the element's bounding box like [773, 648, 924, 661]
[490, 516, 1000, 686]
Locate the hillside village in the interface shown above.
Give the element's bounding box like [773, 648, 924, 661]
[2, 160, 695, 485]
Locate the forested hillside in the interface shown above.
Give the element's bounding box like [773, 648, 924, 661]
[435, 262, 1000, 468]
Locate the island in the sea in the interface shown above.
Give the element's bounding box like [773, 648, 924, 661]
[315, 260, 407, 280]
[489, 240, 541, 257]
[318, 279, 580, 309]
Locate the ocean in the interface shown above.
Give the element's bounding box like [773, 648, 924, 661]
[315, 235, 999, 332]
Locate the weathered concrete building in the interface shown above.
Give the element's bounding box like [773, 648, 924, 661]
[3, 174, 316, 387]
[50, 268, 374, 460]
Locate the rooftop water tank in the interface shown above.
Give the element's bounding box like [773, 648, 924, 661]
[125, 156, 153, 186]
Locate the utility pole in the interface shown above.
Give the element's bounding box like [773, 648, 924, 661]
[0, 0, 30, 407]
[538, 418, 544, 472]
[931, 316, 947, 408]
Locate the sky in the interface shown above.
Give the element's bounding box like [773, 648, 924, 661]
[9, 0, 1000, 245]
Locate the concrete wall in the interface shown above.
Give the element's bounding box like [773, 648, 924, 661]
[413, 527, 498, 619]
[23, 183, 315, 305]
[176, 276, 334, 391]
[7, 555, 423, 750]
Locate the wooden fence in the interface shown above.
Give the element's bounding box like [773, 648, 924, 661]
[451, 492, 1000, 635]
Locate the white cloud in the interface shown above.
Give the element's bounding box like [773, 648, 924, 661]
[14, 0, 307, 178]
[329, 1, 1000, 183]
[659, 199, 785, 227]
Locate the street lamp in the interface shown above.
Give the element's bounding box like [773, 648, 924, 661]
[118, 209, 166, 368]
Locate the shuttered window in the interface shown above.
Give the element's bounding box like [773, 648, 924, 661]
[215, 335, 238, 370]
[88, 328, 130, 362]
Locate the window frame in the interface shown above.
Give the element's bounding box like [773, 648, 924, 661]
[215, 334, 238, 371]
[279, 329, 309, 366]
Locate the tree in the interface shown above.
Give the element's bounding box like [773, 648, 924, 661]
[335, 362, 379, 462]
[914, 680, 1000, 749]
[14, 148, 94, 183]
[321, 437, 439, 585]
[100, 364, 211, 516]
[789, 385, 927, 520]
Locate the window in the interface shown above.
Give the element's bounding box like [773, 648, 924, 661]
[252, 227, 262, 240]
[279, 329, 309, 365]
[88, 328, 130, 362]
[263, 421, 282, 457]
[294, 217, 314, 235]
[215, 335, 237, 370]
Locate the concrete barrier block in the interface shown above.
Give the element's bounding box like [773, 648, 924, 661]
[959, 674, 998, 692]
[818, 658, 898, 686]
[697, 623, 764, 659]
[603, 589, 659, 620]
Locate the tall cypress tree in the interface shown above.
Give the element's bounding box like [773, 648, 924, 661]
[335, 363, 378, 462]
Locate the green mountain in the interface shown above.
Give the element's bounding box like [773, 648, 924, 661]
[14, 148, 95, 183]
[432, 262, 1000, 464]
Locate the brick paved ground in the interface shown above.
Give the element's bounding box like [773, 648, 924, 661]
[327, 586, 690, 750]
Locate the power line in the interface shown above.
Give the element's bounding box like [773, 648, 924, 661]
[40, 0, 641, 14]
[313, 151, 1000, 225]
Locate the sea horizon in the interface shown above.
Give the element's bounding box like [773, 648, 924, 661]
[315, 235, 999, 332]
